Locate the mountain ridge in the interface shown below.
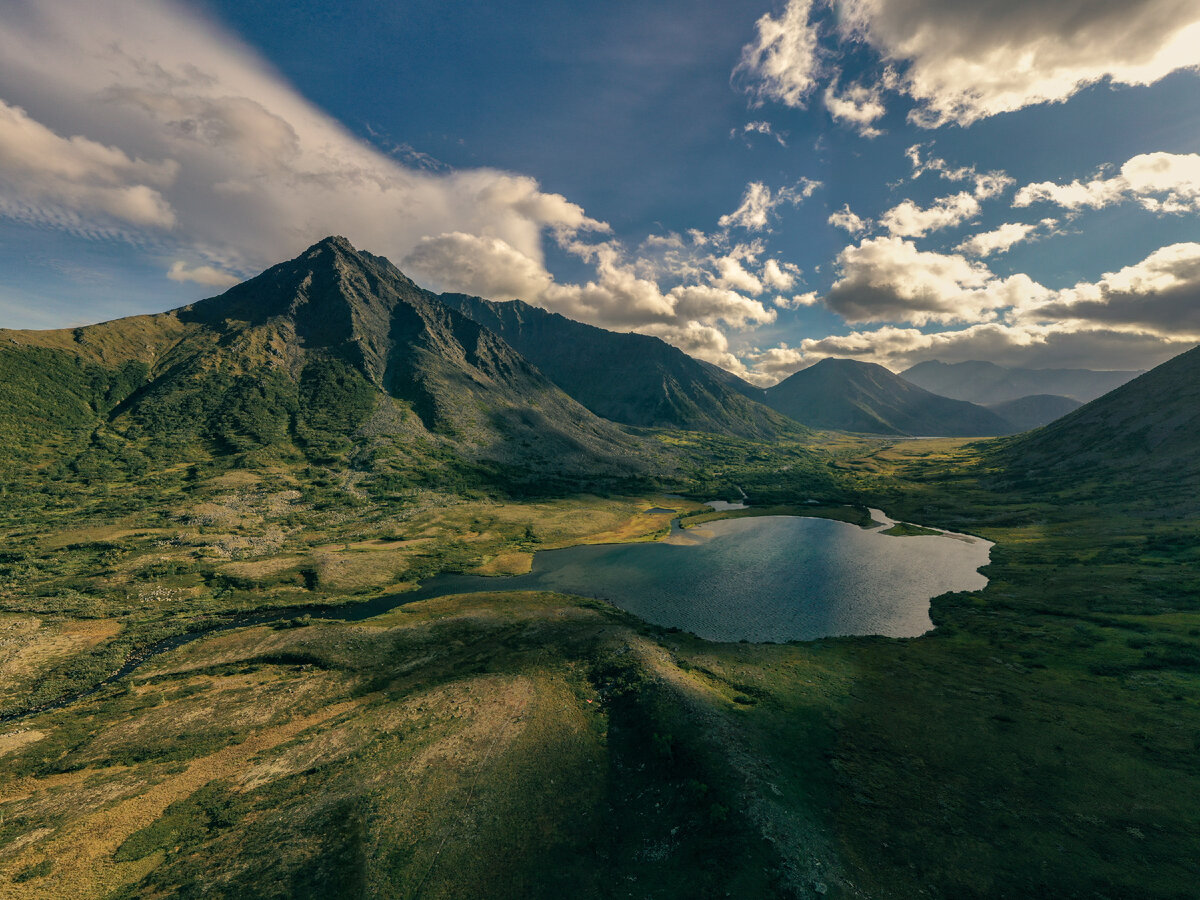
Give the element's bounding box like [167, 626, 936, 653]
[902, 359, 1141, 404]
[762, 357, 1013, 436]
[438, 292, 802, 439]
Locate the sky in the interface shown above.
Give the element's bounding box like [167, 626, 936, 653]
[1, 0, 1199, 384]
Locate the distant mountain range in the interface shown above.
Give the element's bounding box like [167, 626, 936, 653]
[762, 358, 1014, 437]
[438, 293, 800, 439]
[902, 359, 1141, 404]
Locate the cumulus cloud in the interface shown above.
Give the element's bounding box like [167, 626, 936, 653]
[828, 204, 869, 235]
[880, 192, 980, 237]
[1019, 241, 1200, 333]
[405, 232, 777, 368]
[823, 81, 887, 137]
[713, 255, 765, 294]
[402, 232, 554, 301]
[718, 178, 821, 231]
[956, 222, 1040, 257]
[734, 0, 823, 108]
[1015, 151, 1200, 213]
[825, 235, 1048, 325]
[166, 260, 239, 288]
[761, 258, 799, 291]
[745, 322, 1192, 383]
[838, 0, 1200, 126]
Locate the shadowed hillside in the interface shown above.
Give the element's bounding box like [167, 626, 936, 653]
[985, 394, 1082, 431]
[439, 293, 801, 439]
[995, 344, 1200, 507]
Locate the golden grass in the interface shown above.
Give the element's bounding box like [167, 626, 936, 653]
[0, 700, 360, 899]
[468, 552, 534, 576]
[0, 617, 121, 705]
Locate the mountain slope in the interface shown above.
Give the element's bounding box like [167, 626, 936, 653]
[902, 359, 1140, 404]
[0, 237, 648, 485]
[763, 358, 1012, 436]
[439, 293, 802, 438]
[996, 344, 1200, 502]
[985, 394, 1083, 431]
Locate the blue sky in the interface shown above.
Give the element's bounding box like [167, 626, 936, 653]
[1, 0, 1199, 382]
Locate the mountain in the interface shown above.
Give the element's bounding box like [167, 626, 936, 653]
[985, 394, 1083, 431]
[902, 360, 1141, 404]
[762, 358, 1013, 436]
[997, 344, 1200, 502]
[438, 293, 802, 438]
[0, 237, 647, 487]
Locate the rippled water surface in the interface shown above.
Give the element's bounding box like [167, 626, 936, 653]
[406, 514, 992, 642]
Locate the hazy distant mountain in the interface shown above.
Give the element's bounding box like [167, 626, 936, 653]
[0, 237, 645, 482]
[985, 394, 1083, 431]
[998, 345, 1200, 503]
[439, 293, 802, 439]
[762, 358, 1012, 436]
[902, 360, 1141, 404]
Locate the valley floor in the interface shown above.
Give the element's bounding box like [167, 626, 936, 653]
[1, 438, 1197, 898]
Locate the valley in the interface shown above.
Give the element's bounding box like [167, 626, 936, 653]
[0, 239, 1196, 899]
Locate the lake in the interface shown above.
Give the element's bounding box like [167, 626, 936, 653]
[400, 509, 993, 643]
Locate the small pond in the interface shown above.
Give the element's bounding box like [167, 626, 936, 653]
[400, 508, 992, 643]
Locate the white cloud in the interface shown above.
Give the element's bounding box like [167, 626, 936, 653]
[718, 178, 821, 231]
[166, 260, 239, 288]
[828, 204, 869, 235]
[838, 0, 1200, 126]
[719, 182, 775, 231]
[734, 0, 822, 108]
[402, 232, 554, 301]
[956, 222, 1039, 257]
[772, 291, 820, 309]
[1018, 241, 1200, 334]
[404, 232, 776, 367]
[1015, 151, 1200, 213]
[825, 235, 1048, 325]
[735, 120, 787, 146]
[744, 322, 1191, 383]
[906, 145, 1014, 199]
[761, 258, 798, 291]
[713, 255, 765, 294]
[823, 81, 886, 137]
[880, 192, 980, 237]
[0, 98, 177, 229]
[0, 0, 607, 281]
